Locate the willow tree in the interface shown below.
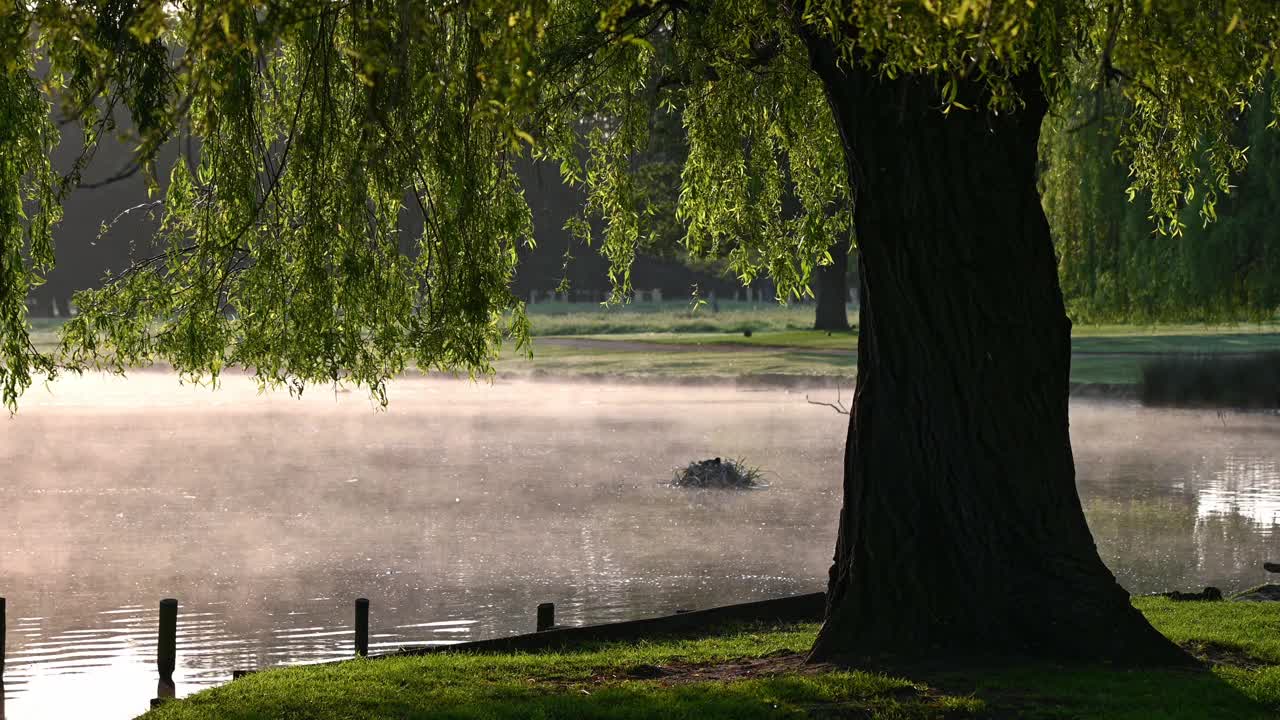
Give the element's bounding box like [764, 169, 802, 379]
[3, 1, 1278, 662]
[1043, 75, 1280, 322]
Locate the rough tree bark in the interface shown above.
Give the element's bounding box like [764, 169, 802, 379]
[800, 41, 1189, 664]
[813, 237, 851, 331]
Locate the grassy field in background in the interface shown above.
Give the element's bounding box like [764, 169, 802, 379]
[492, 345, 1208, 387]
[509, 304, 1280, 385]
[525, 300, 830, 335]
[26, 304, 1280, 387]
[495, 342, 856, 382]
[581, 330, 859, 350]
[138, 597, 1280, 720]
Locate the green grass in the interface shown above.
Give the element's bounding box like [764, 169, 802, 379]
[138, 598, 1280, 720]
[1070, 322, 1280, 338]
[525, 303, 1280, 340]
[1069, 354, 1149, 385]
[498, 330, 1279, 386]
[574, 330, 859, 350]
[1141, 596, 1280, 664]
[512, 310, 1280, 386]
[1071, 332, 1280, 354]
[493, 342, 855, 382]
[565, 325, 1280, 354]
[25, 307, 1280, 387]
[524, 301, 837, 336]
[27, 317, 62, 353]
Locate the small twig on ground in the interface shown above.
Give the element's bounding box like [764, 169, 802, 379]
[806, 384, 850, 415]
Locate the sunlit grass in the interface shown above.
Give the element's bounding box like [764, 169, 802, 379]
[26, 307, 1280, 388]
[138, 599, 1280, 720]
[1140, 596, 1280, 664]
[525, 300, 842, 336]
[494, 342, 855, 382]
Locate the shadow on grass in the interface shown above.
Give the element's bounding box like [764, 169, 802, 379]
[929, 661, 1280, 720]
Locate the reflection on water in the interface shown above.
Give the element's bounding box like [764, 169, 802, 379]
[1199, 456, 1280, 527]
[0, 374, 1277, 719]
[1071, 403, 1280, 593]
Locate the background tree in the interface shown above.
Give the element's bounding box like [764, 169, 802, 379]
[811, 238, 850, 330]
[2, 0, 1278, 664]
[1042, 76, 1280, 322]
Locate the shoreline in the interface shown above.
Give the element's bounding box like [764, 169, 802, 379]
[135, 595, 1280, 720]
[28, 362, 1144, 398]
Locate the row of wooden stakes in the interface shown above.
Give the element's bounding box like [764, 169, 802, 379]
[0, 595, 560, 708]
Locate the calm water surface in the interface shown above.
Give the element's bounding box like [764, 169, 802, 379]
[0, 373, 1277, 719]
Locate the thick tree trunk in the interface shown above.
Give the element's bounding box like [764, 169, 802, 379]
[814, 237, 851, 331]
[802, 45, 1188, 664]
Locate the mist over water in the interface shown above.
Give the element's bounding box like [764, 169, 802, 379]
[1, 373, 1277, 719]
[1071, 402, 1280, 591]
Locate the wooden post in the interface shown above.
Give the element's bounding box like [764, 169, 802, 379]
[157, 598, 178, 684]
[1, 596, 6, 687]
[355, 598, 370, 657]
[536, 602, 554, 632]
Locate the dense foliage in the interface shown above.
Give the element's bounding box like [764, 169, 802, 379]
[1043, 77, 1280, 322]
[1, 1, 1278, 409]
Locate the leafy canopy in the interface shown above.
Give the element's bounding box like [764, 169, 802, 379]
[1043, 73, 1280, 322]
[1, 0, 1277, 408]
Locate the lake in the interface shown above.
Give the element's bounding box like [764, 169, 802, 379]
[1, 373, 1277, 719]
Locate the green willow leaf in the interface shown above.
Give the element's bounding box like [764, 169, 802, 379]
[0, 0, 1276, 408]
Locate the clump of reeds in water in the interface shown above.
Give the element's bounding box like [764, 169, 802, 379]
[671, 457, 764, 489]
[1139, 351, 1280, 409]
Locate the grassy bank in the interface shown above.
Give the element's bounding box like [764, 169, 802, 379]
[493, 329, 1280, 387]
[137, 597, 1279, 719]
[525, 301, 831, 336]
[493, 341, 856, 383]
[27, 308, 1280, 387]
[518, 305, 1280, 386]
